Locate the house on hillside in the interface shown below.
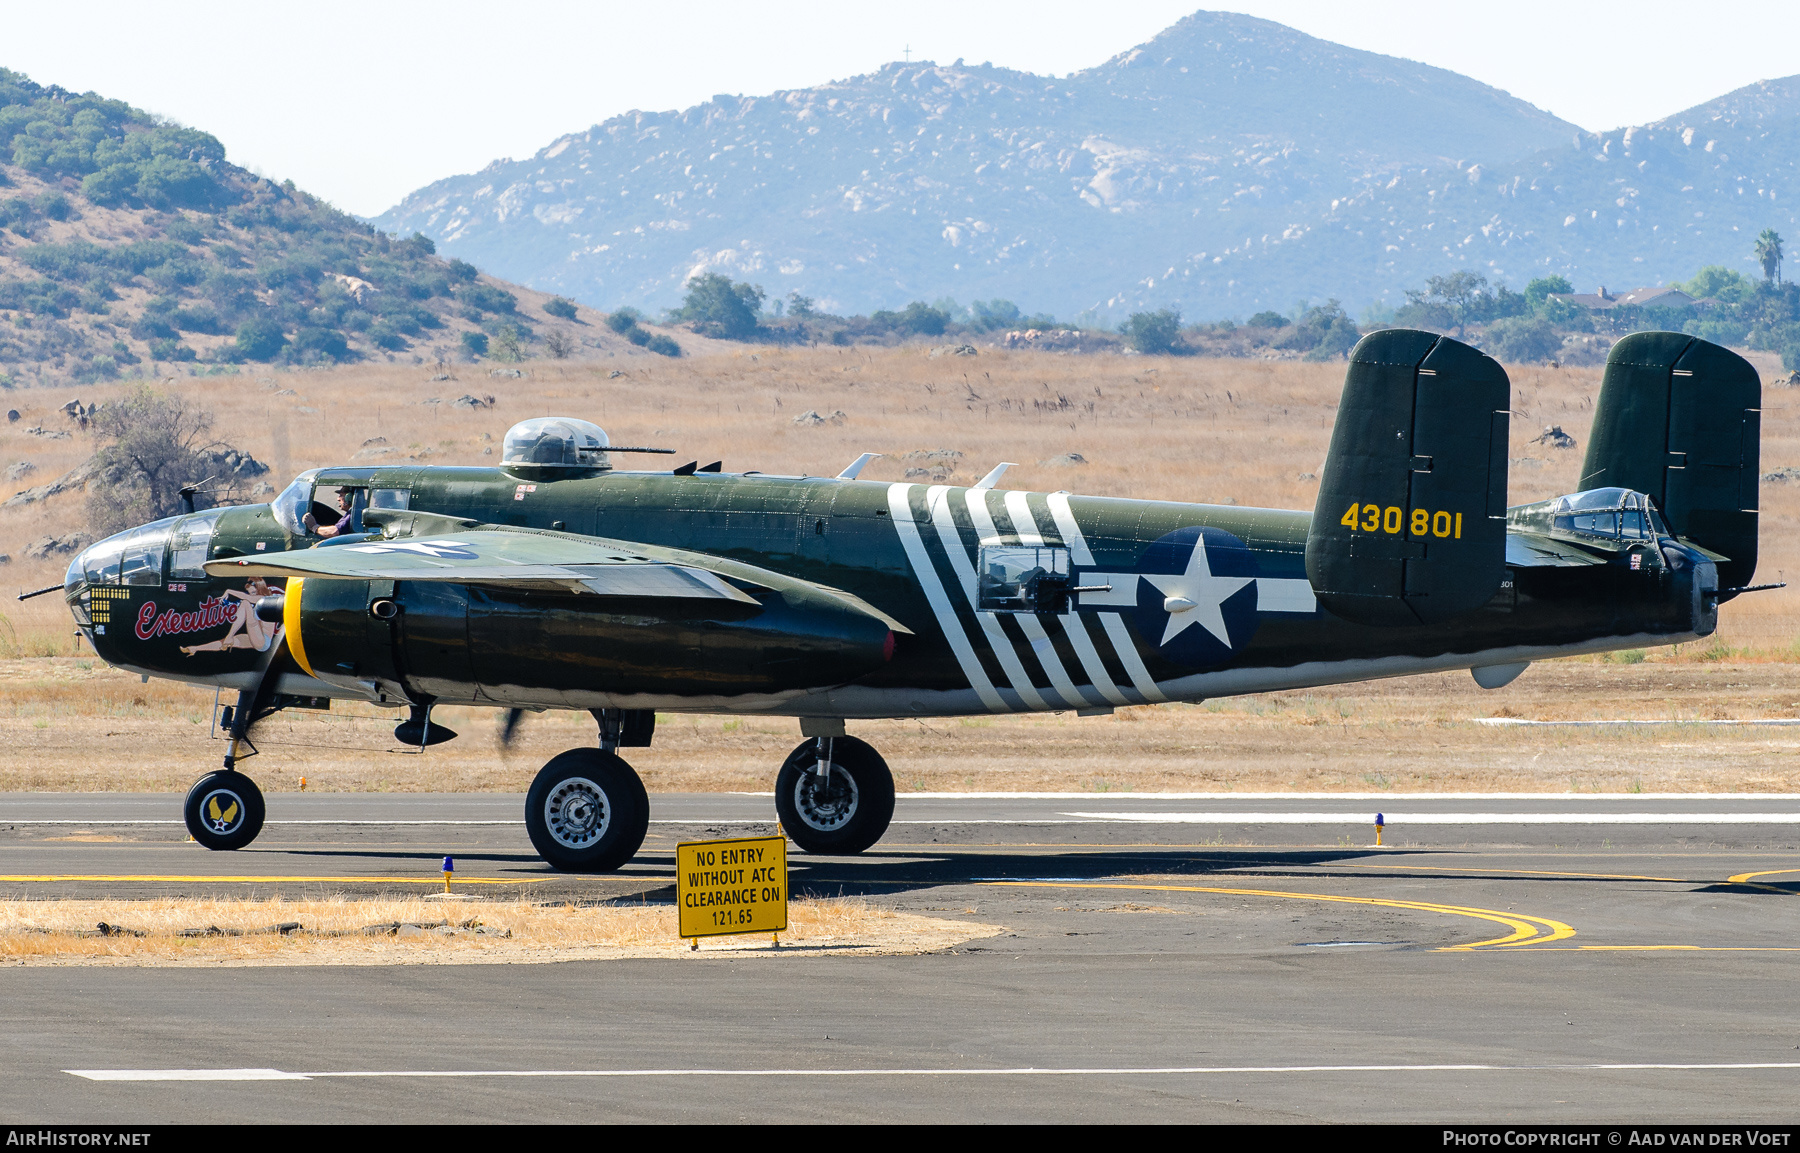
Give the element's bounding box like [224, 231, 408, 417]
[1548, 285, 1701, 311]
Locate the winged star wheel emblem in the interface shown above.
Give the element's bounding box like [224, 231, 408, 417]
[1127, 526, 1261, 668]
[205, 793, 240, 832]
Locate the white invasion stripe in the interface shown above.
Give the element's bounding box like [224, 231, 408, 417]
[1045, 492, 1094, 566]
[1100, 613, 1168, 703]
[1063, 811, 1800, 824]
[75, 1061, 1800, 1081]
[1045, 492, 1162, 702]
[1056, 614, 1133, 707]
[1257, 577, 1317, 614]
[954, 489, 1050, 710]
[68, 1069, 310, 1081]
[1003, 489, 1044, 546]
[974, 489, 1088, 708]
[887, 484, 1006, 713]
[1475, 718, 1800, 727]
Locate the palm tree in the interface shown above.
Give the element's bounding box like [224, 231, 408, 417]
[1755, 228, 1784, 284]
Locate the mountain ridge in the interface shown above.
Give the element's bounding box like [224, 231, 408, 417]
[373, 9, 1585, 318]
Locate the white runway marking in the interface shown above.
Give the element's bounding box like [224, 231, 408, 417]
[69, 1069, 308, 1081]
[1064, 811, 1800, 824]
[1475, 718, 1800, 727]
[66, 1061, 1800, 1082]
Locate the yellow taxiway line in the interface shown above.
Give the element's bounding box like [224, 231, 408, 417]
[981, 880, 1575, 949]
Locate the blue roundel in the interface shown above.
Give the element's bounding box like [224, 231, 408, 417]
[1130, 526, 1260, 668]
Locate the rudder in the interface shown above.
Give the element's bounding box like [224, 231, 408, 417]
[1580, 332, 1760, 591]
[1308, 329, 1511, 627]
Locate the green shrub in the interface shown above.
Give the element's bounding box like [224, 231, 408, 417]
[1246, 310, 1288, 328]
[626, 326, 650, 346]
[367, 321, 407, 350]
[130, 314, 178, 341]
[670, 272, 763, 340]
[645, 333, 681, 357]
[460, 330, 488, 356]
[171, 303, 226, 334]
[33, 191, 69, 220]
[235, 317, 286, 361]
[291, 327, 348, 360]
[1482, 315, 1563, 363]
[149, 337, 196, 362]
[406, 231, 435, 256]
[544, 297, 578, 320]
[81, 164, 135, 206]
[459, 282, 516, 314]
[605, 309, 640, 334]
[1303, 316, 1362, 361]
[1122, 309, 1183, 355]
[447, 258, 478, 282]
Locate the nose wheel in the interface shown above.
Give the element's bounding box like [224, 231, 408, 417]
[524, 748, 649, 872]
[183, 770, 266, 851]
[774, 736, 895, 855]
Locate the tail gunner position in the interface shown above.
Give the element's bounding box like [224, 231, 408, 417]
[55, 331, 1774, 871]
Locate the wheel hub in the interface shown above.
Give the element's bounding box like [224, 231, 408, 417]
[544, 776, 610, 849]
[198, 787, 246, 834]
[794, 765, 859, 832]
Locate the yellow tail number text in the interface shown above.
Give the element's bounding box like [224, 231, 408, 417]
[1340, 503, 1462, 539]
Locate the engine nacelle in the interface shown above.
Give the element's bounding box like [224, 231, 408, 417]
[281, 576, 896, 706]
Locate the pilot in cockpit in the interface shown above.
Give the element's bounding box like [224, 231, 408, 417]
[303, 488, 363, 538]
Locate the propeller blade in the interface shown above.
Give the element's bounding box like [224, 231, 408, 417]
[499, 708, 527, 747]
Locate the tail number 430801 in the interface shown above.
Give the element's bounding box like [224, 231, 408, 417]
[1340, 503, 1463, 539]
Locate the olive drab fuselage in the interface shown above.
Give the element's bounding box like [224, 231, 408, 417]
[66, 461, 1722, 720]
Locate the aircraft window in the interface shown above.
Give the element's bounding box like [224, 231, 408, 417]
[1620, 510, 1648, 540]
[119, 525, 169, 587]
[978, 545, 1071, 613]
[81, 537, 127, 586]
[369, 487, 411, 511]
[169, 510, 225, 579]
[503, 417, 611, 468]
[1562, 511, 1618, 537]
[1563, 488, 1631, 512]
[270, 469, 322, 536]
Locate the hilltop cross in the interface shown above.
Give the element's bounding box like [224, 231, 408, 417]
[904, 44, 911, 63]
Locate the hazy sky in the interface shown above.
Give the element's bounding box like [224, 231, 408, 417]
[3, 2, 1797, 217]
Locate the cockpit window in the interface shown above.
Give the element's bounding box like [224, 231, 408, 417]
[169, 510, 225, 579]
[502, 417, 610, 468]
[270, 469, 321, 536]
[1550, 488, 1670, 541]
[119, 525, 166, 586]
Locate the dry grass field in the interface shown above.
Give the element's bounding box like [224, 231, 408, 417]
[0, 344, 1796, 794]
[0, 894, 997, 966]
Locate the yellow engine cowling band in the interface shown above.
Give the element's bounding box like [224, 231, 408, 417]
[281, 577, 385, 685]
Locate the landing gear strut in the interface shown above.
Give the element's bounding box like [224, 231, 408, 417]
[774, 736, 895, 855]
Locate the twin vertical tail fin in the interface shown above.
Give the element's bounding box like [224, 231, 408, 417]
[1579, 332, 1760, 593]
[1307, 330, 1511, 627]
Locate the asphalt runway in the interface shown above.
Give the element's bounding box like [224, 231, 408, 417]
[4, 790, 1800, 1123]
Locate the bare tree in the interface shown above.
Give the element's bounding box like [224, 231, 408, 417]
[84, 386, 265, 537]
[543, 328, 575, 359]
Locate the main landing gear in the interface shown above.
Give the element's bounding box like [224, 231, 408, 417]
[523, 708, 654, 873]
[182, 769, 266, 850]
[774, 734, 896, 856]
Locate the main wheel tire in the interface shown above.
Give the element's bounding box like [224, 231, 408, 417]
[183, 770, 266, 851]
[774, 736, 895, 855]
[524, 748, 649, 873]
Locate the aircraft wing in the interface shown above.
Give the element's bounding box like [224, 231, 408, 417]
[204, 530, 761, 603]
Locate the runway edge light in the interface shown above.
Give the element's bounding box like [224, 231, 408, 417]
[1375, 813, 1385, 847]
[443, 856, 453, 894]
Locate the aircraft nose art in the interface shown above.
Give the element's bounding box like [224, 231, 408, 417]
[1129, 526, 1261, 667]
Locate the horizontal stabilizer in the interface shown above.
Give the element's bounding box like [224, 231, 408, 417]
[1307, 329, 1510, 626]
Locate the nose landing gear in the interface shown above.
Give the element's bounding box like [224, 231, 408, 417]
[182, 770, 266, 851]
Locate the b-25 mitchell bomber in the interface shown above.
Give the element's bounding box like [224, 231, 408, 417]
[52, 330, 1771, 871]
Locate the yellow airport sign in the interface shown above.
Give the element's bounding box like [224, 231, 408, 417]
[676, 835, 787, 939]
